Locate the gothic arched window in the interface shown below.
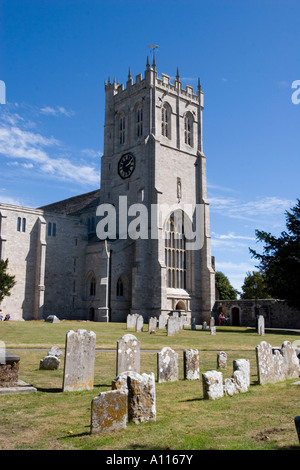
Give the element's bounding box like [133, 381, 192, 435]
[165, 211, 186, 289]
[89, 276, 96, 297]
[119, 113, 126, 144]
[116, 277, 124, 297]
[161, 103, 171, 139]
[184, 112, 193, 147]
[136, 105, 143, 138]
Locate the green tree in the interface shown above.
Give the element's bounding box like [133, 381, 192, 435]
[250, 199, 300, 310]
[240, 271, 271, 299]
[0, 259, 16, 304]
[215, 271, 239, 300]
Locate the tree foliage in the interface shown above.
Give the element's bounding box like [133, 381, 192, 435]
[215, 271, 239, 300]
[0, 259, 16, 304]
[240, 271, 272, 299]
[249, 199, 300, 310]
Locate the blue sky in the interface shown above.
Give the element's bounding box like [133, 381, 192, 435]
[0, 0, 299, 293]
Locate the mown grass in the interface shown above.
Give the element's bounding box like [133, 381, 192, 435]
[0, 320, 300, 450]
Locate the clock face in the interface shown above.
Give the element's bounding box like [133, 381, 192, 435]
[118, 153, 135, 179]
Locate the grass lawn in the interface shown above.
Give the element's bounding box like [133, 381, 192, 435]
[0, 320, 300, 451]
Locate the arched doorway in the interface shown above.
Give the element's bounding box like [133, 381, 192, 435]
[231, 307, 240, 326]
[175, 300, 186, 311]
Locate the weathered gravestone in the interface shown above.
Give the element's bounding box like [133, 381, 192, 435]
[157, 347, 179, 383]
[217, 351, 227, 369]
[183, 349, 200, 380]
[112, 371, 156, 424]
[127, 313, 139, 330]
[149, 317, 157, 334]
[158, 314, 167, 329]
[256, 340, 299, 385]
[0, 352, 20, 387]
[62, 329, 96, 392]
[48, 346, 63, 358]
[116, 334, 140, 376]
[202, 370, 224, 400]
[233, 359, 250, 392]
[257, 315, 265, 336]
[167, 316, 177, 336]
[210, 326, 216, 335]
[136, 315, 144, 332]
[39, 355, 60, 370]
[90, 390, 127, 434]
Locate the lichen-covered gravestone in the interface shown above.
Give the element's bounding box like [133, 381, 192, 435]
[112, 371, 156, 424]
[157, 347, 179, 383]
[202, 370, 224, 400]
[183, 349, 200, 380]
[90, 390, 127, 434]
[116, 334, 140, 376]
[62, 329, 96, 392]
[217, 351, 227, 369]
[39, 355, 60, 370]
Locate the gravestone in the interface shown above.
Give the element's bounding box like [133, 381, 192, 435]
[233, 359, 250, 388]
[0, 352, 20, 387]
[210, 326, 216, 335]
[136, 315, 144, 332]
[191, 317, 196, 330]
[39, 355, 60, 370]
[90, 390, 127, 434]
[157, 347, 179, 383]
[224, 377, 238, 396]
[158, 314, 167, 329]
[183, 349, 200, 380]
[62, 329, 96, 392]
[202, 321, 207, 331]
[127, 313, 139, 330]
[149, 317, 157, 334]
[202, 370, 224, 400]
[257, 315, 265, 335]
[210, 317, 215, 328]
[45, 315, 60, 323]
[256, 340, 299, 385]
[112, 371, 156, 424]
[217, 351, 227, 369]
[116, 334, 140, 376]
[167, 317, 177, 336]
[47, 346, 63, 358]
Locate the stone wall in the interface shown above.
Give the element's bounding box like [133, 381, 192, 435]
[213, 299, 300, 330]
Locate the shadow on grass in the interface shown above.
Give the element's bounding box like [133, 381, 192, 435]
[215, 327, 300, 336]
[36, 387, 62, 393]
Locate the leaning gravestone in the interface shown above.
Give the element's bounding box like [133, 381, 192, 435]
[62, 329, 96, 392]
[90, 390, 127, 434]
[157, 347, 179, 383]
[183, 349, 200, 380]
[112, 371, 156, 424]
[116, 334, 140, 376]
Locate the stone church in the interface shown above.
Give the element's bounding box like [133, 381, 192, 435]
[0, 58, 215, 323]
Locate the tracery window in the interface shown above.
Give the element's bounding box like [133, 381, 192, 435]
[119, 113, 126, 144]
[136, 105, 143, 138]
[161, 103, 171, 139]
[165, 212, 186, 289]
[184, 113, 193, 147]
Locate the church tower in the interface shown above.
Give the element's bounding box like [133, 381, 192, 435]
[98, 58, 215, 323]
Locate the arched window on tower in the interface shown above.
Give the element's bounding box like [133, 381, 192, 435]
[165, 211, 186, 289]
[119, 113, 126, 144]
[89, 276, 96, 297]
[136, 104, 143, 138]
[116, 277, 124, 297]
[184, 112, 193, 147]
[161, 103, 171, 139]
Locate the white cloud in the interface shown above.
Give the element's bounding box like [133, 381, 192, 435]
[40, 105, 74, 117]
[0, 112, 99, 186]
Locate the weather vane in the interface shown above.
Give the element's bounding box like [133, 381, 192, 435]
[148, 45, 158, 61]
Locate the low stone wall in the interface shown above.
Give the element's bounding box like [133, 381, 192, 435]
[212, 299, 300, 329]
